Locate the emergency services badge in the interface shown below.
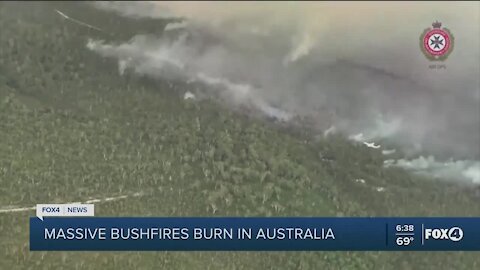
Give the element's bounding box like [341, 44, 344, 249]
[420, 21, 454, 61]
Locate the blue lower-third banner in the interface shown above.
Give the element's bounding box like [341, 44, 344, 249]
[30, 217, 480, 251]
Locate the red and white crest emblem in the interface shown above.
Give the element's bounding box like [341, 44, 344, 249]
[420, 21, 454, 61]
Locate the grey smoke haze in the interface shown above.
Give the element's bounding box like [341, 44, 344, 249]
[87, 2, 479, 182]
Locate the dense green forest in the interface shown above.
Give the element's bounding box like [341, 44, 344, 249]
[0, 2, 479, 269]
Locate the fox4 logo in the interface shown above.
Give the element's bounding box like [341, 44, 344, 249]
[425, 227, 464, 242]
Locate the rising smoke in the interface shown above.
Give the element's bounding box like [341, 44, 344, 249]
[88, 2, 479, 183]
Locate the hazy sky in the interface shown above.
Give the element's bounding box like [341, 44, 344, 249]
[92, 1, 480, 159]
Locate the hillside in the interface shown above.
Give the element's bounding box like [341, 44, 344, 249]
[0, 2, 479, 269]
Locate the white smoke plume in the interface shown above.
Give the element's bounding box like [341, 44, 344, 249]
[87, 2, 479, 183]
[384, 156, 480, 184]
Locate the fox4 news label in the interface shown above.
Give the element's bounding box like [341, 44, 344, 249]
[29, 209, 480, 251]
[424, 227, 464, 242]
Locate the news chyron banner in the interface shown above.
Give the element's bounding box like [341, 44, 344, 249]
[31, 205, 480, 251]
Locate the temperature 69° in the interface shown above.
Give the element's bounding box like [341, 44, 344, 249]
[396, 236, 414, 246]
